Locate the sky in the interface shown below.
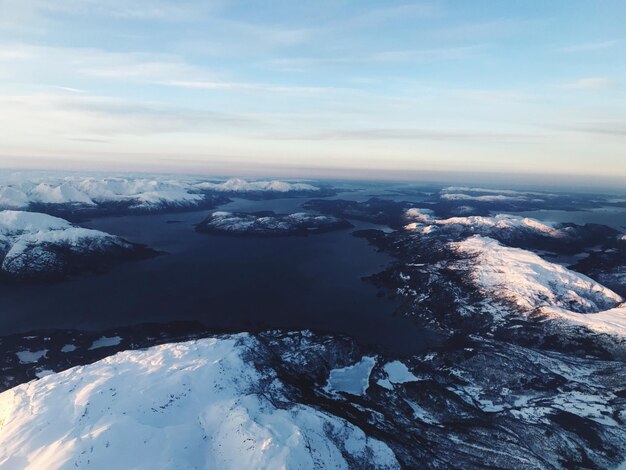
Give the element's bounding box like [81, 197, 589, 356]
[0, 0, 625, 184]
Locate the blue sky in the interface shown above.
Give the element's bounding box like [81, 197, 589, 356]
[0, 0, 625, 182]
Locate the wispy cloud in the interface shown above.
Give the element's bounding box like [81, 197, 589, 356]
[428, 17, 550, 41]
[339, 3, 442, 29]
[561, 77, 618, 90]
[0, 92, 258, 139]
[48, 85, 85, 94]
[271, 44, 487, 69]
[160, 80, 348, 95]
[0, 43, 351, 96]
[282, 128, 541, 143]
[558, 40, 618, 53]
[559, 120, 626, 136]
[2, 0, 218, 23]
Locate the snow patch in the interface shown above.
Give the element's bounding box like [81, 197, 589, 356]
[441, 193, 533, 202]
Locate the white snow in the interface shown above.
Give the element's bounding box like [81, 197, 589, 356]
[441, 193, 532, 202]
[404, 208, 433, 224]
[204, 210, 342, 234]
[0, 210, 70, 234]
[194, 178, 319, 193]
[403, 213, 566, 240]
[543, 304, 626, 337]
[0, 336, 399, 470]
[0, 210, 129, 276]
[0, 187, 29, 209]
[442, 186, 555, 197]
[404, 401, 439, 425]
[88, 336, 122, 350]
[325, 356, 377, 396]
[436, 214, 565, 238]
[0, 174, 321, 211]
[31, 183, 95, 205]
[15, 349, 47, 364]
[450, 235, 626, 336]
[60, 344, 77, 353]
[34, 369, 55, 379]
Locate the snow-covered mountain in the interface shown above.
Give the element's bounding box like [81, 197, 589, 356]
[1, 186, 624, 469]
[0, 174, 324, 214]
[2, 326, 626, 470]
[353, 206, 626, 341]
[449, 235, 626, 336]
[405, 211, 565, 242]
[197, 211, 352, 236]
[0, 210, 152, 280]
[194, 178, 319, 193]
[450, 235, 623, 313]
[0, 334, 398, 470]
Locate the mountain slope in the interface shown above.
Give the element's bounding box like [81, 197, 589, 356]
[0, 335, 398, 470]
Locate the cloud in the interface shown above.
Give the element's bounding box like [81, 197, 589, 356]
[159, 80, 348, 95]
[0, 43, 353, 96]
[561, 77, 618, 90]
[0, 0, 219, 23]
[283, 128, 540, 143]
[558, 40, 618, 53]
[270, 44, 487, 69]
[48, 86, 85, 94]
[339, 3, 442, 29]
[427, 17, 550, 41]
[559, 120, 626, 137]
[0, 92, 258, 139]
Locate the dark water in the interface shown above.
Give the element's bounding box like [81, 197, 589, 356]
[0, 197, 435, 356]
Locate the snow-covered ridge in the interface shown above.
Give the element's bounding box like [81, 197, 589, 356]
[194, 178, 319, 193]
[0, 177, 204, 209]
[404, 211, 566, 241]
[442, 186, 556, 197]
[0, 210, 145, 279]
[0, 335, 398, 470]
[0, 175, 322, 212]
[441, 193, 538, 202]
[198, 211, 351, 236]
[450, 235, 626, 335]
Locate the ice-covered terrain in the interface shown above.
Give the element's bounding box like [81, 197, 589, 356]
[0, 173, 326, 216]
[449, 235, 626, 336]
[0, 335, 398, 470]
[1, 183, 625, 469]
[0, 210, 152, 280]
[194, 177, 319, 193]
[450, 235, 623, 313]
[2, 326, 626, 470]
[429, 213, 566, 239]
[1, 176, 204, 210]
[354, 207, 626, 339]
[402, 209, 620, 254]
[197, 211, 352, 236]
